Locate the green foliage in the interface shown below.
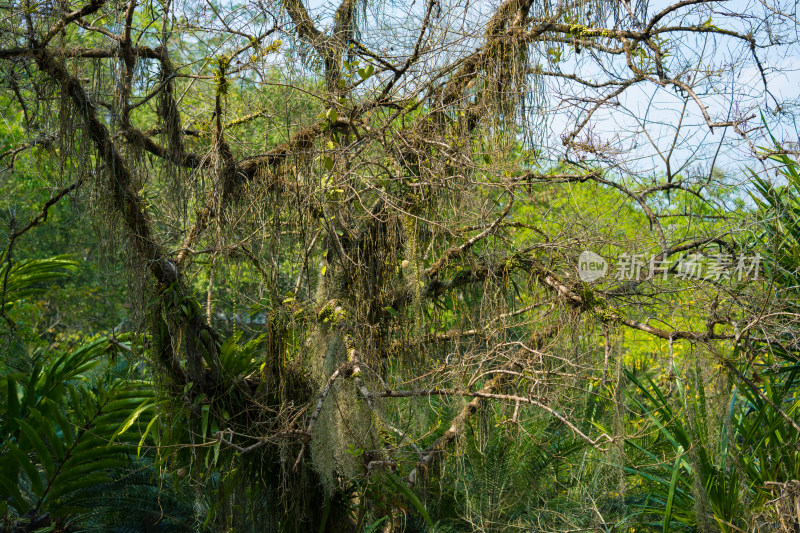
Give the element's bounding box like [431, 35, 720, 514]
[0, 338, 155, 526]
[218, 330, 265, 381]
[734, 356, 800, 500]
[0, 255, 76, 313]
[432, 413, 588, 532]
[0, 254, 156, 530]
[65, 461, 198, 532]
[384, 472, 433, 527]
[0, 0, 794, 523]
[749, 140, 800, 301]
[618, 150, 800, 531]
[621, 368, 745, 531]
[620, 353, 800, 532]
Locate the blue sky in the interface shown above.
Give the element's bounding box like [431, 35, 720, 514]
[294, 0, 798, 181]
[189, 0, 798, 189]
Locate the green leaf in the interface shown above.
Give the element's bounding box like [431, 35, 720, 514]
[324, 156, 334, 171]
[212, 437, 221, 467]
[46, 473, 113, 503]
[43, 398, 74, 448]
[362, 517, 387, 533]
[16, 418, 55, 480]
[0, 256, 77, 309]
[51, 457, 125, 489]
[23, 362, 42, 411]
[201, 404, 210, 440]
[663, 445, 685, 533]
[110, 399, 154, 442]
[138, 414, 159, 458]
[7, 440, 44, 498]
[0, 471, 29, 513]
[385, 472, 433, 526]
[7, 376, 21, 425]
[357, 64, 374, 80]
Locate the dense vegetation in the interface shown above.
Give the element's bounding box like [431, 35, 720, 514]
[0, 0, 799, 530]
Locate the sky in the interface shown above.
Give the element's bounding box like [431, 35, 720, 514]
[296, 0, 797, 175]
[184, 0, 799, 188]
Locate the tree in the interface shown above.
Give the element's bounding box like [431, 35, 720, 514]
[0, 0, 797, 529]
